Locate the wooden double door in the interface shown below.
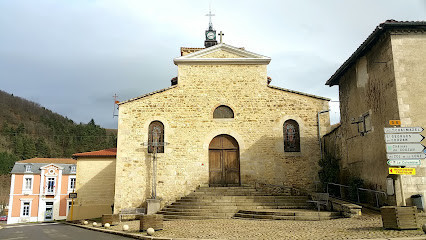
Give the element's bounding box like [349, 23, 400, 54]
[209, 135, 240, 187]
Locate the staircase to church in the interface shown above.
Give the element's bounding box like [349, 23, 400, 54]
[159, 186, 339, 220]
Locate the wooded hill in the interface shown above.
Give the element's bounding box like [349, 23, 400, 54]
[0, 90, 117, 174]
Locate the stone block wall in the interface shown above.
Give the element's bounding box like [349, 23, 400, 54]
[391, 32, 426, 204]
[334, 33, 399, 190]
[326, 31, 426, 206]
[114, 51, 330, 213]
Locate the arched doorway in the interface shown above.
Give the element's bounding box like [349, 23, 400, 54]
[209, 134, 240, 187]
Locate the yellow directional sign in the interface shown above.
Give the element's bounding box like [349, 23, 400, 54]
[389, 120, 401, 126]
[389, 167, 416, 175]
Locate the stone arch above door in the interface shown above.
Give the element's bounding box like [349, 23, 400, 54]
[208, 134, 240, 187]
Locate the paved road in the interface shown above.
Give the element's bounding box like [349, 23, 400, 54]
[0, 222, 132, 240]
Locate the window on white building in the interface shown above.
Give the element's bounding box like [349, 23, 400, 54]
[46, 178, 55, 194]
[22, 202, 30, 217]
[22, 175, 34, 194]
[24, 178, 32, 190]
[68, 177, 76, 192]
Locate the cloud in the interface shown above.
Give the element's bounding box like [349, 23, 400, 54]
[0, 0, 424, 128]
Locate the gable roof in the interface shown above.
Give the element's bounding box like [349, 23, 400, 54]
[181, 47, 205, 56]
[326, 20, 426, 86]
[268, 85, 330, 101]
[17, 158, 76, 164]
[118, 85, 177, 106]
[40, 163, 64, 170]
[174, 43, 271, 65]
[72, 148, 117, 158]
[11, 160, 76, 174]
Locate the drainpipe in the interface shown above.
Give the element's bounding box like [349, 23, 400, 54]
[318, 110, 330, 162]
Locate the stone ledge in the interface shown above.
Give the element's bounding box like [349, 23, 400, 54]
[62, 221, 205, 240]
[328, 197, 362, 218]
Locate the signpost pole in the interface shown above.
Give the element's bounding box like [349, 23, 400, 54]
[70, 190, 75, 221]
[399, 175, 406, 206]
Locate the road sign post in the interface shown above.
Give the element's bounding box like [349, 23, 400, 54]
[389, 120, 401, 126]
[385, 125, 424, 206]
[69, 191, 77, 221]
[387, 153, 426, 160]
[385, 134, 424, 143]
[387, 160, 421, 166]
[384, 127, 424, 134]
[389, 168, 416, 175]
[386, 143, 425, 153]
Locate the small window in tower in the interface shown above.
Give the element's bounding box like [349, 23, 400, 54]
[213, 105, 234, 119]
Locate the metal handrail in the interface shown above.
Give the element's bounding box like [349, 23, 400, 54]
[324, 182, 386, 207]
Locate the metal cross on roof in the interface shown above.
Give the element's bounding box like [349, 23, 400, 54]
[205, 8, 215, 30]
[218, 31, 224, 43]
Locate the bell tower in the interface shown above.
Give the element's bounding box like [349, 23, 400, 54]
[204, 9, 217, 48]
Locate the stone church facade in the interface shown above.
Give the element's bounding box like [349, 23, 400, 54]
[113, 43, 330, 212]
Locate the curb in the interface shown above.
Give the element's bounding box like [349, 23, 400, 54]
[61, 221, 210, 240]
[352, 237, 426, 240]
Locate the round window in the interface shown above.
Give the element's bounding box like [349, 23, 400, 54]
[48, 169, 55, 174]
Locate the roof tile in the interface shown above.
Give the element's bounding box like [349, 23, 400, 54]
[17, 158, 76, 164]
[72, 148, 117, 158]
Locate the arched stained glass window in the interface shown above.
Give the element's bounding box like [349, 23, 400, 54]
[284, 120, 300, 152]
[213, 105, 234, 118]
[148, 121, 164, 153]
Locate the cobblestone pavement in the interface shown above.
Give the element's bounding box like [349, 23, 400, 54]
[104, 211, 426, 240]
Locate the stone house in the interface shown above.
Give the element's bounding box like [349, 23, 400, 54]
[70, 148, 116, 220]
[113, 29, 330, 212]
[324, 20, 426, 206]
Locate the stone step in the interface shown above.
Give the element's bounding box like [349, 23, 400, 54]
[159, 211, 235, 218]
[170, 201, 310, 207]
[161, 207, 239, 213]
[181, 195, 308, 200]
[162, 215, 227, 220]
[233, 209, 342, 221]
[190, 192, 276, 196]
[237, 210, 340, 217]
[176, 198, 309, 203]
[232, 214, 340, 221]
[158, 186, 314, 220]
[163, 206, 310, 213]
[196, 186, 255, 191]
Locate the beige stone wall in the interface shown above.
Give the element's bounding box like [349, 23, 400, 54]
[114, 50, 330, 213]
[391, 32, 426, 204]
[74, 157, 115, 219]
[331, 33, 399, 190]
[325, 31, 426, 206]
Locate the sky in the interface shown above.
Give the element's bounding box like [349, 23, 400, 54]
[0, 0, 425, 129]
